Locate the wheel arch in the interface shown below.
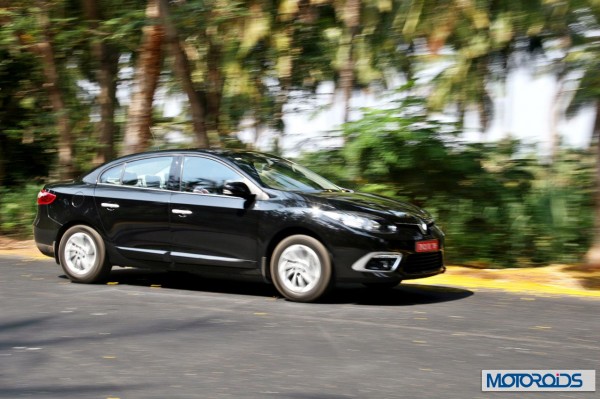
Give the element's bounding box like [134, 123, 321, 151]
[262, 226, 332, 282]
[53, 221, 105, 264]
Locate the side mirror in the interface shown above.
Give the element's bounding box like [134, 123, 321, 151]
[223, 181, 253, 199]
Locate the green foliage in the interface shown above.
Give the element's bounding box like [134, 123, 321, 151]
[299, 99, 594, 267]
[0, 185, 40, 239]
[0, 0, 598, 267]
[0, 41, 53, 187]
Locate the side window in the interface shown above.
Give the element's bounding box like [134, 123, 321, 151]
[99, 164, 123, 185]
[181, 157, 242, 194]
[99, 157, 174, 189]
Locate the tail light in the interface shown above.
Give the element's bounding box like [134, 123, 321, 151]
[37, 189, 57, 205]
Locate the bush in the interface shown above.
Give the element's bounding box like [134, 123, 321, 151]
[0, 185, 41, 239]
[298, 99, 594, 267]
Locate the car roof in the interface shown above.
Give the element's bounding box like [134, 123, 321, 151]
[81, 148, 282, 184]
[109, 148, 279, 161]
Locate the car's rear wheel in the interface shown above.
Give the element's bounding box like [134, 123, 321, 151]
[271, 235, 332, 302]
[58, 225, 111, 283]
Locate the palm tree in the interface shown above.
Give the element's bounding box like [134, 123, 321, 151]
[82, 0, 121, 164]
[404, 0, 546, 130]
[560, 3, 600, 264]
[121, 0, 164, 156]
[160, 0, 210, 147]
[23, 1, 75, 179]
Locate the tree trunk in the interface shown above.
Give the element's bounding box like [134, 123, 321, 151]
[96, 51, 120, 162]
[0, 134, 6, 186]
[205, 41, 223, 145]
[273, 24, 293, 137]
[82, 0, 120, 165]
[339, 0, 361, 124]
[160, 0, 209, 148]
[585, 101, 600, 265]
[549, 71, 568, 164]
[121, 0, 164, 156]
[35, 3, 74, 179]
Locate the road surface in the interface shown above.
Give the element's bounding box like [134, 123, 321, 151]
[1, 256, 598, 398]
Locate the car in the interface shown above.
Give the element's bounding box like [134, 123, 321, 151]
[33, 149, 445, 302]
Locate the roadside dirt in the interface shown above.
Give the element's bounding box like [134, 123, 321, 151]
[422, 263, 600, 298]
[0, 237, 41, 254]
[2, 236, 599, 297]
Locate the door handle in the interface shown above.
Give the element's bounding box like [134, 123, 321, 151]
[172, 209, 192, 216]
[101, 203, 120, 209]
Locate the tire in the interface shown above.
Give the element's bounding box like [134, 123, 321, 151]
[362, 280, 401, 290]
[270, 235, 333, 302]
[58, 225, 111, 283]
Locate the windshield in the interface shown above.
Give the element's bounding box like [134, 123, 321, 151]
[229, 153, 340, 192]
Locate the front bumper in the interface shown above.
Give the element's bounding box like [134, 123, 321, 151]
[351, 250, 445, 279]
[327, 226, 446, 283]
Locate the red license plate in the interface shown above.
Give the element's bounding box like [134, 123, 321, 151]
[416, 239, 439, 253]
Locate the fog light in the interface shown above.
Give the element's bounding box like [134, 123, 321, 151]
[366, 258, 397, 271]
[352, 253, 402, 272]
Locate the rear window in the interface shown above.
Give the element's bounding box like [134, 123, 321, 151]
[99, 157, 173, 189]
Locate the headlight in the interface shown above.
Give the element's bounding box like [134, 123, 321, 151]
[321, 211, 397, 233]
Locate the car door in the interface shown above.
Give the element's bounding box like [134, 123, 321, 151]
[94, 156, 174, 262]
[169, 155, 260, 269]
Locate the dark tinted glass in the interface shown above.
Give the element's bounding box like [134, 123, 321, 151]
[100, 157, 173, 188]
[181, 157, 242, 194]
[99, 164, 123, 185]
[228, 153, 339, 192]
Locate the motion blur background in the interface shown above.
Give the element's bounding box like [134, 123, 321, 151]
[1, 0, 600, 268]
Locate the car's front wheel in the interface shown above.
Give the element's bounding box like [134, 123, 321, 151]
[58, 225, 111, 283]
[270, 235, 332, 302]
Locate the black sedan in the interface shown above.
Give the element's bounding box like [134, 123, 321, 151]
[34, 150, 445, 302]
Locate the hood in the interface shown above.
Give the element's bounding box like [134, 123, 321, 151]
[300, 191, 433, 225]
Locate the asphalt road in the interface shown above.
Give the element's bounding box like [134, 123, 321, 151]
[0, 256, 598, 399]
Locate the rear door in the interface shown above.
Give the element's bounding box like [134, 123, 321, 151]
[94, 156, 175, 262]
[169, 155, 260, 269]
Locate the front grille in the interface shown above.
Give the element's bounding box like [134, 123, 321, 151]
[402, 252, 443, 274]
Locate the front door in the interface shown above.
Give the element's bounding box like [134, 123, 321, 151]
[169, 156, 260, 269]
